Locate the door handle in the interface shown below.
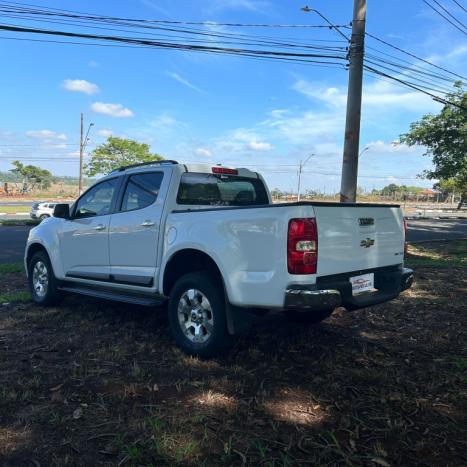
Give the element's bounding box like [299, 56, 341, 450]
[141, 220, 155, 227]
[95, 224, 106, 231]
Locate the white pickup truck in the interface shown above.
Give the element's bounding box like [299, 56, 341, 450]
[25, 160, 413, 357]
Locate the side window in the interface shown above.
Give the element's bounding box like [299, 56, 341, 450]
[75, 179, 118, 218]
[121, 172, 163, 212]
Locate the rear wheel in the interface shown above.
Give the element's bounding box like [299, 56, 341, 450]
[39, 214, 50, 221]
[283, 308, 334, 324]
[28, 251, 62, 306]
[168, 271, 233, 358]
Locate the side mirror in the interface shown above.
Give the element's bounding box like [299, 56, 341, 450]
[53, 203, 70, 219]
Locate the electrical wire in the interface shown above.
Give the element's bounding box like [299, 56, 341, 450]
[451, 0, 467, 13]
[422, 0, 467, 35]
[364, 64, 467, 110]
[430, 0, 467, 30]
[365, 31, 467, 81]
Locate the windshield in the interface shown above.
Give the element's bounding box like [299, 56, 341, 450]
[177, 172, 269, 207]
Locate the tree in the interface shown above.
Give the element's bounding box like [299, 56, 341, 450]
[85, 137, 163, 176]
[435, 178, 457, 195]
[399, 82, 467, 201]
[381, 183, 399, 196]
[10, 161, 53, 193]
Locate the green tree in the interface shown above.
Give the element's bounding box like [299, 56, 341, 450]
[381, 183, 399, 196]
[399, 82, 467, 201]
[10, 160, 53, 192]
[435, 178, 457, 195]
[84, 137, 163, 176]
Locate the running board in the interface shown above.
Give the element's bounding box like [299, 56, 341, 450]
[59, 285, 166, 307]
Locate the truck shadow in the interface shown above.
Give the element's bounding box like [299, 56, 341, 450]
[1, 266, 465, 466]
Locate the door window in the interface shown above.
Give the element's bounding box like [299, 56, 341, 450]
[75, 178, 118, 218]
[121, 172, 163, 212]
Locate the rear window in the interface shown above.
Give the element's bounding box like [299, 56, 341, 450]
[177, 173, 269, 206]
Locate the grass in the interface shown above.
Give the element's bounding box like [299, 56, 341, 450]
[0, 219, 39, 226]
[406, 240, 466, 268]
[0, 263, 24, 275]
[0, 291, 30, 303]
[0, 206, 30, 214]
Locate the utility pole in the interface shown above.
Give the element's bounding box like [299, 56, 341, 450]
[78, 114, 94, 195]
[340, 0, 367, 203]
[297, 154, 314, 201]
[79, 113, 84, 195]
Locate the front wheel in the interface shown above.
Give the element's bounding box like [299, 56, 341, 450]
[39, 214, 50, 221]
[168, 272, 233, 358]
[28, 251, 62, 306]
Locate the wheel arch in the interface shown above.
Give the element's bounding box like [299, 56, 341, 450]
[162, 248, 226, 298]
[25, 242, 51, 276]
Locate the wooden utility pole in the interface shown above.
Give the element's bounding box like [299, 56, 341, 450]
[79, 112, 84, 195]
[340, 0, 367, 203]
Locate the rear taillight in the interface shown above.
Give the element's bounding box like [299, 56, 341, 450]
[403, 218, 408, 256]
[287, 218, 318, 274]
[212, 167, 238, 175]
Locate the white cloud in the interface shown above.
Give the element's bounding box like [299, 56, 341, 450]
[248, 141, 273, 151]
[62, 79, 99, 95]
[195, 147, 213, 157]
[150, 114, 178, 130]
[218, 128, 274, 152]
[167, 71, 203, 93]
[67, 150, 81, 157]
[97, 128, 113, 137]
[26, 130, 67, 140]
[91, 102, 134, 118]
[292, 77, 440, 113]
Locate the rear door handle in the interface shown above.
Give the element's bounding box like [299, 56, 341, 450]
[95, 224, 106, 231]
[141, 220, 155, 227]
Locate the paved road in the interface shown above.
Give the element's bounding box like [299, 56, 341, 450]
[0, 225, 30, 263]
[0, 219, 466, 264]
[407, 218, 467, 242]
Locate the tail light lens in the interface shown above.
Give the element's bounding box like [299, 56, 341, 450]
[403, 218, 408, 256]
[212, 167, 238, 175]
[288, 218, 318, 274]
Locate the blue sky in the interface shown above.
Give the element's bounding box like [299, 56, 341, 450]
[0, 0, 466, 192]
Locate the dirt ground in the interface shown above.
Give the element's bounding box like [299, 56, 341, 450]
[0, 243, 466, 466]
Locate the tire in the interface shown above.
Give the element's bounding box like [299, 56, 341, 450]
[39, 214, 50, 221]
[28, 251, 62, 306]
[283, 308, 334, 324]
[168, 271, 233, 358]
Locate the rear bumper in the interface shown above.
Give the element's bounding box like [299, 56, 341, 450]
[285, 266, 414, 312]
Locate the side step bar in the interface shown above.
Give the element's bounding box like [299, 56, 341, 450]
[59, 285, 166, 307]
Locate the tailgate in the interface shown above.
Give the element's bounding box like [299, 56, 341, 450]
[313, 205, 404, 277]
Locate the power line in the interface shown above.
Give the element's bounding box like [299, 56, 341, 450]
[430, 0, 467, 30]
[451, 0, 467, 13]
[365, 30, 467, 81]
[0, 23, 348, 64]
[364, 64, 467, 110]
[0, 0, 349, 28]
[423, 0, 467, 36]
[364, 58, 459, 94]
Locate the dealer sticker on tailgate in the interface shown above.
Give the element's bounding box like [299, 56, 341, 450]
[349, 273, 375, 295]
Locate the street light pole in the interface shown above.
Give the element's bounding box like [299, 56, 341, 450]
[79, 113, 84, 195]
[297, 153, 314, 201]
[78, 114, 94, 195]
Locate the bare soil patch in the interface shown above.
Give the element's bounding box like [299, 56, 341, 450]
[0, 242, 466, 466]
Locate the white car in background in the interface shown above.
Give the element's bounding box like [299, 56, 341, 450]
[30, 202, 57, 221]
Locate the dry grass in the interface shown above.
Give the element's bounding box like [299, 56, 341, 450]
[0, 242, 466, 466]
